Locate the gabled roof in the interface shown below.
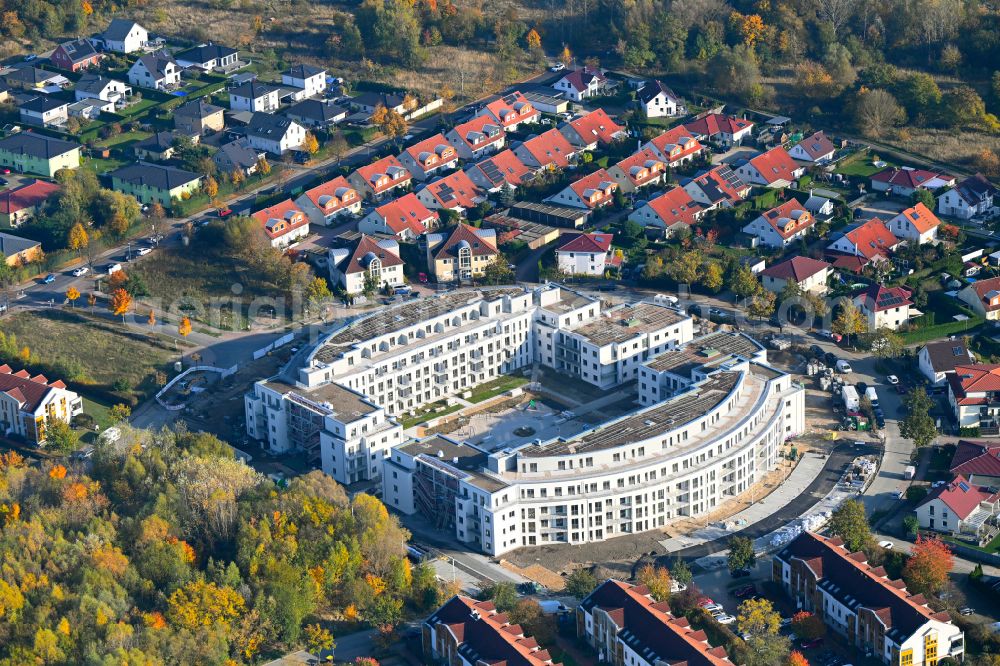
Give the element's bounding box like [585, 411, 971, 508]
[684, 165, 749, 206]
[215, 138, 260, 169]
[354, 155, 412, 194]
[567, 108, 625, 145]
[776, 532, 947, 645]
[0, 179, 60, 214]
[0, 364, 65, 412]
[953, 174, 999, 205]
[109, 161, 201, 191]
[760, 256, 831, 283]
[133, 131, 181, 153]
[967, 276, 1000, 313]
[558, 66, 606, 93]
[637, 80, 678, 105]
[174, 98, 224, 119]
[301, 175, 357, 214]
[20, 95, 68, 113]
[0, 132, 78, 159]
[339, 234, 403, 275]
[758, 198, 814, 239]
[567, 168, 617, 208]
[0, 232, 41, 258]
[644, 187, 703, 227]
[872, 166, 954, 190]
[55, 38, 100, 64]
[231, 80, 278, 99]
[580, 580, 730, 665]
[834, 218, 898, 261]
[174, 43, 237, 65]
[614, 149, 664, 187]
[951, 440, 1000, 479]
[134, 52, 176, 79]
[918, 475, 1000, 519]
[746, 146, 800, 184]
[285, 64, 325, 79]
[645, 125, 702, 164]
[434, 223, 497, 260]
[75, 73, 126, 97]
[793, 130, 835, 160]
[251, 198, 308, 239]
[922, 339, 973, 374]
[4, 66, 61, 86]
[557, 232, 612, 254]
[470, 149, 531, 188]
[352, 91, 406, 110]
[287, 99, 346, 124]
[103, 18, 145, 41]
[451, 114, 505, 150]
[482, 91, 537, 128]
[519, 129, 575, 168]
[950, 363, 1000, 398]
[856, 284, 912, 313]
[892, 202, 941, 234]
[246, 112, 300, 139]
[404, 133, 456, 167]
[427, 595, 562, 666]
[684, 113, 753, 138]
[374, 192, 438, 236]
[421, 170, 483, 210]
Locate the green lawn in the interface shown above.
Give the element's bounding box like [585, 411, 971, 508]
[941, 532, 1000, 555]
[834, 153, 897, 177]
[468, 375, 530, 403]
[94, 129, 153, 149]
[401, 401, 464, 429]
[82, 396, 115, 431]
[82, 155, 130, 175]
[899, 317, 983, 345]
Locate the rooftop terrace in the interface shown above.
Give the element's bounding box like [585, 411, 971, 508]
[573, 302, 687, 346]
[646, 332, 763, 375]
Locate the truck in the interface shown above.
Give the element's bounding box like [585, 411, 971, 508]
[842, 385, 860, 412]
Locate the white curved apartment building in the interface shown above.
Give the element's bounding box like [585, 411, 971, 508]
[383, 334, 805, 556]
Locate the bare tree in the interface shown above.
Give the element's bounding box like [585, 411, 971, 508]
[815, 0, 859, 37]
[854, 89, 906, 137]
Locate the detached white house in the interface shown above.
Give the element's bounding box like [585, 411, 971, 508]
[853, 284, 916, 331]
[399, 133, 458, 181]
[919, 339, 975, 385]
[760, 256, 831, 295]
[94, 19, 148, 53]
[358, 193, 438, 241]
[915, 476, 999, 541]
[788, 130, 836, 164]
[282, 64, 326, 99]
[127, 52, 180, 90]
[958, 276, 1000, 321]
[229, 81, 280, 113]
[295, 176, 361, 226]
[886, 203, 942, 245]
[445, 115, 505, 160]
[636, 80, 679, 118]
[245, 113, 306, 155]
[938, 174, 998, 220]
[555, 232, 619, 276]
[628, 187, 703, 237]
[251, 199, 310, 248]
[735, 146, 804, 188]
[742, 198, 815, 248]
[552, 67, 608, 101]
[328, 234, 404, 295]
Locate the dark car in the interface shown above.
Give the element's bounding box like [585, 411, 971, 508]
[856, 381, 869, 395]
[876, 415, 886, 428]
[809, 345, 824, 358]
[731, 568, 752, 578]
[801, 638, 825, 650]
[733, 584, 756, 598]
[824, 352, 837, 366]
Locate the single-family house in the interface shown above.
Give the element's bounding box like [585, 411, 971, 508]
[3, 66, 67, 92]
[445, 115, 505, 160]
[636, 80, 679, 118]
[127, 52, 180, 90]
[295, 176, 361, 226]
[545, 168, 617, 210]
[788, 130, 836, 164]
[556, 232, 620, 276]
[0, 231, 42, 265]
[628, 187, 704, 237]
[348, 155, 413, 200]
[251, 199, 310, 248]
[328, 234, 404, 295]
[735, 146, 804, 188]
[281, 64, 327, 98]
[512, 129, 577, 169]
[919, 339, 975, 385]
[67, 98, 111, 120]
[358, 192, 438, 241]
[641, 125, 703, 167]
[886, 202, 942, 245]
[50, 38, 103, 72]
[425, 223, 498, 283]
[916, 476, 999, 542]
[0, 179, 60, 228]
[948, 363, 1000, 428]
[245, 112, 306, 155]
[0, 133, 80, 177]
[19, 96, 69, 127]
[761, 256, 831, 295]
[132, 131, 192, 161]
[959, 275, 1000, 321]
[464, 149, 531, 192]
[285, 99, 346, 130]
[94, 19, 148, 53]
[173, 98, 225, 135]
[74, 74, 131, 106]
[552, 66, 608, 101]
[108, 162, 202, 205]
[871, 167, 955, 197]
[825, 218, 899, 273]
[804, 192, 835, 218]
[229, 81, 280, 113]
[559, 108, 627, 150]
[854, 284, 916, 331]
[0, 364, 83, 445]
[174, 43, 238, 71]
[938, 174, 998, 220]
[350, 91, 407, 116]
[683, 113, 754, 147]
[416, 170, 484, 213]
[680, 165, 750, 210]
[478, 91, 540, 130]
[399, 133, 458, 181]
[213, 138, 263, 177]
[742, 198, 815, 248]
[950, 440, 1000, 486]
[607, 149, 665, 193]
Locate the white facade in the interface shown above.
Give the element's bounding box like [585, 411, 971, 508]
[281, 68, 326, 98]
[98, 21, 148, 53]
[556, 249, 608, 276]
[0, 372, 83, 445]
[640, 90, 677, 118]
[247, 120, 306, 155]
[127, 56, 180, 90]
[230, 87, 279, 113]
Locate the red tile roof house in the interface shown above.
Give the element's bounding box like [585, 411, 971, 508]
[734, 146, 805, 188]
[423, 595, 562, 666]
[947, 364, 1000, 429]
[871, 166, 955, 197]
[741, 198, 816, 248]
[787, 130, 837, 164]
[641, 125, 704, 167]
[958, 275, 1000, 321]
[853, 284, 917, 331]
[761, 256, 832, 295]
[0, 179, 60, 228]
[512, 128, 577, 170]
[552, 66, 609, 102]
[251, 199, 310, 248]
[545, 168, 618, 210]
[477, 91, 540, 131]
[579, 579, 732, 666]
[294, 176, 361, 227]
[358, 192, 439, 241]
[825, 218, 899, 273]
[444, 114, 505, 160]
[950, 440, 1000, 485]
[915, 475, 999, 541]
[464, 149, 532, 192]
[607, 148, 666, 193]
[683, 113, 754, 147]
[555, 232, 620, 276]
[328, 234, 404, 295]
[425, 223, 499, 282]
[628, 186, 704, 238]
[680, 165, 751, 211]
[50, 38, 103, 72]
[0, 364, 83, 445]
[348, 155, 413, 200]
[559, 108, 627, 150]
[398, 133, 458, 181]
[885, 202, 942, 245]
[415, 170, 485, 213]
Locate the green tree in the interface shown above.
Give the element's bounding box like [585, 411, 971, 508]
[748, 290, 776, 322]
[479, 581, 518, 612]
[728, 536, 756, 573]
[903, 515, 920, 537]
[44, 418, 79, 452]
[482, 257, 515, 285]
[668, 250, 704, 285]
[700, 261, 724, 292]
[829, 499, 871, 552]
[895, 72, 942, 119]
[912, 188, 935, 210]
[900, 388, 937, 447]
[868, 328, 903, 358]
[670, 559, 693, 586]
[731, 264, 761, 303]
[564, 568, 597, 599]
[833, 301, 867, 347]
[738, 598, 790, 666]
[109, 403, 132, 423]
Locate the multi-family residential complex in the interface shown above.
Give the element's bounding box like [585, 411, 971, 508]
[774, 532, 964, 666]
[0, 365, 83, 445]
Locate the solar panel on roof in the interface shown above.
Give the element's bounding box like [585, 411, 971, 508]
[953, 346, 964, 356]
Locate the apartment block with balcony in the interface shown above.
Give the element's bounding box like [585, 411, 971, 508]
[773, 532, 964, 666]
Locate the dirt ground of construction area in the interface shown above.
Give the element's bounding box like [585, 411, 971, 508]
[501, 351, 847, 582]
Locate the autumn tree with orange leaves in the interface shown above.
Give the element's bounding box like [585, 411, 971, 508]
[178, 316, 192, 338]
[787, 650, 810, 666]
[903, 535, 953, 594]
[109, 288, 132, 322]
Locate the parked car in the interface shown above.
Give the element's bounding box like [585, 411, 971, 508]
[42, 273, 56, 284]
[734, 585, 756, 598]
[878, 540, 894, 549]
[809, 345, 824, 358]
[217, 207, 233, 218]
[716, 615, 736, 625]
[801, 638, 824, 649]
[960, 607, 975, 616]
[835, 360, 853, 373]
[697, 598, 716, 607]
[549, 62, 566, 72]
[702, 603, 724, 613]
[887, 374, 899, 385]
[418, 272, 428, 283]
[71, 267, 89, 277]
[136, 247, 152, 256]
[731, 568, 752, 578]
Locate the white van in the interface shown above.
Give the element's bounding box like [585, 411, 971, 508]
[835, 360, 853, 373]
[865, 387, 879, 405]
[106, 262, 122, 275]
[653, 293, 679, 306]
